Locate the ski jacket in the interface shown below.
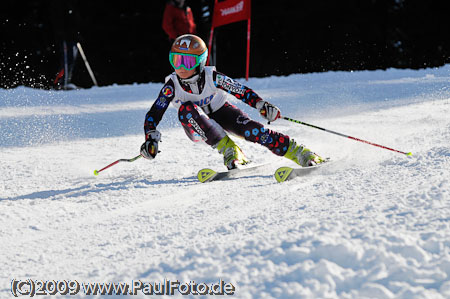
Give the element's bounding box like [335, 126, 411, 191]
[162, 3, 196, 41]
[144, 66, 264, 136]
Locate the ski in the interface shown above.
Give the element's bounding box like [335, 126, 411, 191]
[197, 164, 269, 183]
[274, 159, 331, 183]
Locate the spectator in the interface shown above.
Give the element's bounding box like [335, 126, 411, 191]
[162, 0, 197, 42]
[49, 0, 82, 90]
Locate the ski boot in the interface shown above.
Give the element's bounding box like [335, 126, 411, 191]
[215, 135, 249, 170]
[284, 139, 325, 167]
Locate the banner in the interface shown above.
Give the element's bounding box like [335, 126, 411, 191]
[208, 0, 251, 80]
[212, 0, 251, 28]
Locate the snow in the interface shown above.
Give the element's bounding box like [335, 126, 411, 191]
[1, 65, 450, 298]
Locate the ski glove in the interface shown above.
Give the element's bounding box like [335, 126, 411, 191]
[256, 100, 281, 122]
[140, 130, 161, 160]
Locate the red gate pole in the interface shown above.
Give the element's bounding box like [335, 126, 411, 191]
[246, 17, 251, 80]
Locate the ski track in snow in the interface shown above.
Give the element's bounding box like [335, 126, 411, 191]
[1, 66, 450, 298]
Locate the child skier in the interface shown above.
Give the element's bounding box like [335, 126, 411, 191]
[140, 34, 325, 170]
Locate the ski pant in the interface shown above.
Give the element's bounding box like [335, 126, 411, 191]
[178, 101, 290, 156]
[54, 40, 78, 87]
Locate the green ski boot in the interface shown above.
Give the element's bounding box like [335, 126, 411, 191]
[284, 139, 325, 167]
[215, 135, 249, 170]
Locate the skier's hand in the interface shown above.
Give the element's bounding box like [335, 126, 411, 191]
[140, 130, 161, 160]
[256, 101, 281, 122]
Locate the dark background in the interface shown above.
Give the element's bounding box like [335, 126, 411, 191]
[1, 0, 449, 89]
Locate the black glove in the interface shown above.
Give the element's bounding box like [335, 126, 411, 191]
[140, 130, 161, 160]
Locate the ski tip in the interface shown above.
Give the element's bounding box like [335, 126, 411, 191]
[94, 169, 99, 176]
[274, 166, 294, 183]
[197, 168, 217, 183]
[406, 152, 412, 156]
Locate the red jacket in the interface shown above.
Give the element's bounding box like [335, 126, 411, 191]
[162, 3, 197, 40]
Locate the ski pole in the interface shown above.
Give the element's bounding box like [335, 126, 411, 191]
[94, 154, 142, 176]
[282, 116, 412, 156]
[76, 42, 98, 86]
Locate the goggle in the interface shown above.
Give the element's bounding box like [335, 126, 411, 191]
[169, 51, 207, 71]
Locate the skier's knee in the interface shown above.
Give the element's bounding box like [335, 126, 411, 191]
[178, 102, 198, 124]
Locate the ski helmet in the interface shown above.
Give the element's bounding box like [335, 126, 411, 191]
[169, 34, 208, 73]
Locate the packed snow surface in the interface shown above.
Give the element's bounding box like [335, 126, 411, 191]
[1, 65, 450, 298]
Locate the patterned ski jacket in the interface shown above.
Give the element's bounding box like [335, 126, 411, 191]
[144, 66, 263, 137]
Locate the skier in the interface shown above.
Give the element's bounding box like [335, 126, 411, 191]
[140, 34, 325, 170]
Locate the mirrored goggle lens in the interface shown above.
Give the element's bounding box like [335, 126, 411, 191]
[171, 54, 198, 70]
